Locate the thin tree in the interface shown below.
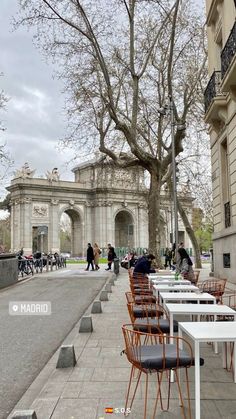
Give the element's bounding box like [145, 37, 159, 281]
[16, 0, 207, 263]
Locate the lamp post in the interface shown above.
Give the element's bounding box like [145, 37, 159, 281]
[169, 96, 179, 259]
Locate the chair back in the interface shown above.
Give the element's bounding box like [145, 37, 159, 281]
[199, 278, 227, 302]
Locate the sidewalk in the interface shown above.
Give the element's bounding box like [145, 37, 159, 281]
[9, 265, 236, 419]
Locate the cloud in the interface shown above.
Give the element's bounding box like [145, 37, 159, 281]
[0, 0, 76, 199]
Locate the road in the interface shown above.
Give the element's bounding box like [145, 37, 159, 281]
[0, 267, 107, 419]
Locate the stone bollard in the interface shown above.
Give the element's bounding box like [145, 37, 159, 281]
[113, 258, 120, 275]
[79, 315, 93, 332]
[109, 277, 115, 285]
[99, 290, 108, 301]
[91, 300, 102, 314]
[56, 345, 76, 368]
[11, 410, 37, 419]
[105, 283, 112, 293]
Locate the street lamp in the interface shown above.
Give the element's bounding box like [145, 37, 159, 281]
[169, 96, 179, 259]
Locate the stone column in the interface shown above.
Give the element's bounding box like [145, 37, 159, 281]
[50, 200, 60, 253]
[85, 202, 93, 248]
[138, 203, 148, 248]
[105, 202, 113, 246]
[22, 198, 32, 255]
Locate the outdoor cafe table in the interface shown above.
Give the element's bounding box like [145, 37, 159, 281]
[151, 278, 191, 285]
[178, 321, 236, 419]
[153, 284, 198, 298]
[149, 274, 175, 280]
[166, 303, 236, 346]
[159, 292, 216, 309]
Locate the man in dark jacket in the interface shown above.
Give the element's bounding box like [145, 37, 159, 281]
[85, 243, 94, 271]
[133, 254, 156, 274]
[105, 243, 116, 271]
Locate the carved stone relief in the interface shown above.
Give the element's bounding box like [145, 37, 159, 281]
[32, 203, 49, 217]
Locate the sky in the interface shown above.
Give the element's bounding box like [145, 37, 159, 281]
[0, 0, 77, 199]
[0, 0, 206, 206]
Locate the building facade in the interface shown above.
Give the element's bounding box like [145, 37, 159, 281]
[204, 0, 236, 281]
[7, 158, 194, 256]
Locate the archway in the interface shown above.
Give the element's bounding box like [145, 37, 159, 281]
[115, 210, 134, 247]
[60, 209, 82, 256]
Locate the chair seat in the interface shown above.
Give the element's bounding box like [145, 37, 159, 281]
[138, 344, 204, 370]
[134, 318, 178, 334]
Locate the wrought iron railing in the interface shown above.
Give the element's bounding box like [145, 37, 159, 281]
[224, 201, 231, 228]
[221, 21, 236, 79]
[204, 70, 221, 113]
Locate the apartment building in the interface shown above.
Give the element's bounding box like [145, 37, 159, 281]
[204, 0, 236, 282]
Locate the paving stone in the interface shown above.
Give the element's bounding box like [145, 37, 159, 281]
[30, 398, 59, 419]
[51, 399, 98, 419]
[61, 382, 83, 399]
[68, 367, 94, 382]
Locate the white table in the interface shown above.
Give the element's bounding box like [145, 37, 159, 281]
[179, 321, 236, 419]
[159, 292, 216, 309]
[149, 275, 175, 280]
[151, 278, 191, 285]
[154, 284, 198, 296]
[167, 303, 236, 343]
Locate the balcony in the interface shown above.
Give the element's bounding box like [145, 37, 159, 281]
[221, 21, 236, 91]
[204, 71, 227, 126]
[224, 201, 231, 228]
[204, 71, 221, 113]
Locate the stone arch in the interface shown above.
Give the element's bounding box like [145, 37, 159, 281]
[114, 209, 135, 248]
[59, 206, 83, 256]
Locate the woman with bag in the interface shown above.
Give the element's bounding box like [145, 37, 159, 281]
[94, 243, 101, 270]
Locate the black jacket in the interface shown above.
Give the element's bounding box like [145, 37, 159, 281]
[87, 246, 94, 262]
[133, 256, 155, 274]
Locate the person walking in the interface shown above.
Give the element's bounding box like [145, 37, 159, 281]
[164, 247, 172, 269]
[85, 243, 94, 271]
[105, 243, 116, 271]
[94, 243, 101, 270]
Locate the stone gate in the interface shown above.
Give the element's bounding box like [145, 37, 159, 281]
[7, 157, 194, 256]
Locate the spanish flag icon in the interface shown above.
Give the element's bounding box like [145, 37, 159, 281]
[105, 407, 113, 414]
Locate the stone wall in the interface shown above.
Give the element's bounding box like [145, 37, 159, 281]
[0, 253, 18, 289]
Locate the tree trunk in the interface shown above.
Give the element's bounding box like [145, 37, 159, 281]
[177, 198, 202, 269]
[148, 171, 162, 266]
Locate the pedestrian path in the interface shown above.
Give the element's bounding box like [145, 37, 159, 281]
[9, 265, 236, 419]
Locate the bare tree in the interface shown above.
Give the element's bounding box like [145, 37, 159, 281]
[16, 0, 207, 263]
[0, 76, 13, 183]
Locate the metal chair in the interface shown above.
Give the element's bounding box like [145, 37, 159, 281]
[127, 302, 178, 334]
[125, 291, 156, 305]
[121, 324, 195, 419]
[198, 278, 227, 303]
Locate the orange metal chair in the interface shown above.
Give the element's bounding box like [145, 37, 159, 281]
[127, 302, 178, 334]
[198, 278, 227, 303]
[121, 324, 195, 419]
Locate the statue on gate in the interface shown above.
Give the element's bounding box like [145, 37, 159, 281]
[46, 167, 60, 182]
[14, 162, 35, 179]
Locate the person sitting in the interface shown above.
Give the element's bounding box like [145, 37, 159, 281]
[133, 254, 156, 275]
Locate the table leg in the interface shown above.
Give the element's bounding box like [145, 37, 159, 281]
[170, 313, 174, 383]
[234, 340, 236, 383]
[195, 341, 201, 419]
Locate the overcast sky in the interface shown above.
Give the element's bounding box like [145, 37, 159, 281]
[0, 0, 77, 199]
[0, 0, 206, 204]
